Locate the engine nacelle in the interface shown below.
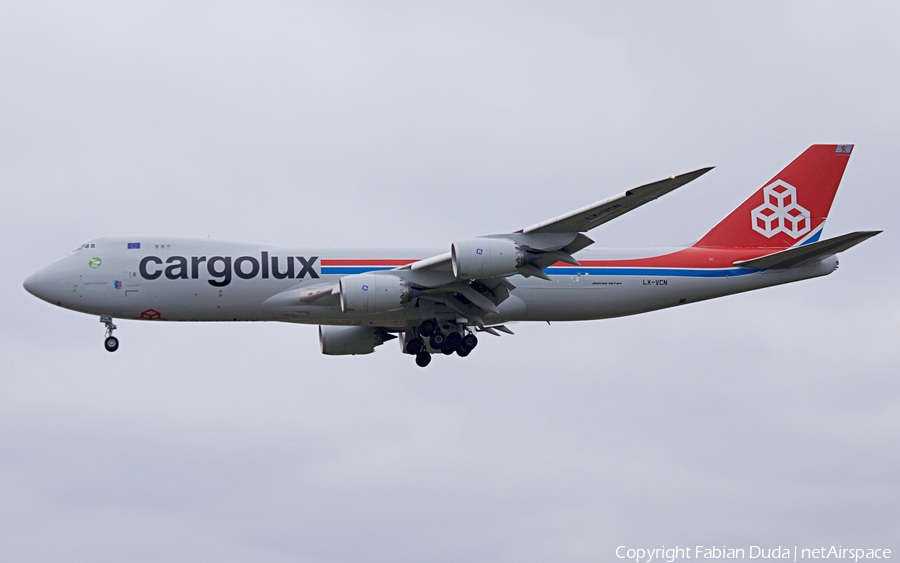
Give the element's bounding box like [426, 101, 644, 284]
[319, 325, 388, 355]
[339, 273, 411, 313]
[451, 238, 525, 279]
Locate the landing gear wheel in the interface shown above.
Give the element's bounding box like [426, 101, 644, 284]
[456, 347, 470, 357]
[441, 344, 455, 355]
[461, 334, 478, 351]
[100, 315, 119, 352]
[415, 352, 431, 367]
[104, 336, 119, 352]
[405, 338, 423, 354]
[445, 332, 462, 351]
[429, 332, 446, 349]
[419, 319, 437, 337]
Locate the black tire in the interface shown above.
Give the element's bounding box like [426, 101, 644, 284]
[441, 343, 455, 355]
[461, 333, 478, 351]
[429, 332, 446, 348]
[445, 332, 462, 350]
[456, 347, 470, 357]
[405, 338, 423, 354]
[104, 336, 119, 352]
[419, 319, 437, 337]
[415, 352, 431, 367]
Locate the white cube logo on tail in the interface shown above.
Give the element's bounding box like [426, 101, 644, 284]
[751, 180, 811, 238]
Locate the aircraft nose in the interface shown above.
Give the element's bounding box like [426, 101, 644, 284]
[24, 263, 69, 305]
[23, 269, 56, 304]
[23, 272, 40, 296]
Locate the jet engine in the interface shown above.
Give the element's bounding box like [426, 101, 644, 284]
[451, 238, 526, 279]
[339, 273, 413, 313]
[319, 325, 393, 355]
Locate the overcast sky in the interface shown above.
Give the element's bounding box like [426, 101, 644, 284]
[1, 2, 898, 562]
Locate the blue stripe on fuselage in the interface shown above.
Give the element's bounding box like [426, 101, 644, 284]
[321, 266, 401, 275]
[544, 267, 758, 277]
[321, 266, 760, 277]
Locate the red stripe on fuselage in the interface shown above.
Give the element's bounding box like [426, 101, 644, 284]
[554, 246, 784, 269]
[320, 259, 418, 266]
[322, 248, 784, 271]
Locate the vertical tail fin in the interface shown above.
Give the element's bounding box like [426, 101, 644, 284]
[694, 144, 854, 248]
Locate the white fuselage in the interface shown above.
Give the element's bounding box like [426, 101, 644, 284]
[24, 236, 837, 329]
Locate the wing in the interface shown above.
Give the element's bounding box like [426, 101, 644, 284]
[386, 168, 714, 325]
[519, 167, 713, 234]
[405, 167, 713, 274]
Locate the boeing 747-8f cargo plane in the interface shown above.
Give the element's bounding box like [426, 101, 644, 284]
[24, 145, 879, 367]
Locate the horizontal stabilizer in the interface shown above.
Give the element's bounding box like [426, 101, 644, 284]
[734, 231, 880, 270]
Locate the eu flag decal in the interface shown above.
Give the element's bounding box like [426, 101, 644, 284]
[127, 242, 141, 249]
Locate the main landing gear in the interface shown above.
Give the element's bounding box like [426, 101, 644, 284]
[100, 315, 119, 352]
[410, 319, 479, 367]
[415, 352, 431, 367]
[418, 319, 438, 337]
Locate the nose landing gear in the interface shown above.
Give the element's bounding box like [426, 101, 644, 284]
[100, 315, 119, 352]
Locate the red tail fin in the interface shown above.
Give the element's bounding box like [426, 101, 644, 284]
[694, 144, 853, 248]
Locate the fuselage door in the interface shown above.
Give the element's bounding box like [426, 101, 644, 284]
[123, 265, 140, 296]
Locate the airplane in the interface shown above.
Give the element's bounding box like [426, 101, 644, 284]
[23, 144, 879, 367]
